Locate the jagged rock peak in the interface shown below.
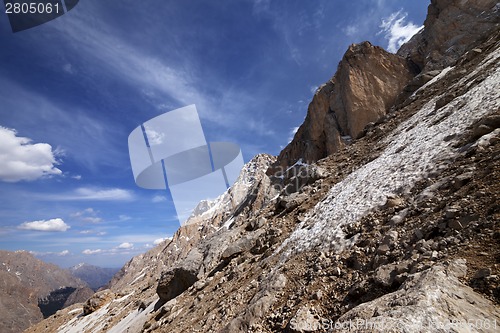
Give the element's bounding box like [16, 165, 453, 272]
[185, 153, 276, 226]
[398, 0, 500, 72]
[274, 41, 414, 169]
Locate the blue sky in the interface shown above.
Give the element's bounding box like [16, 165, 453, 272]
[0, 0, 427, 268]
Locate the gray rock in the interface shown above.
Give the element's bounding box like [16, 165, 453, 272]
[474, 268, 492, 279]
[156, 248, 203, 302]
[448, 219, 464, 230]
[414, 229, 424, 240]
[376, 244, 390, 255]
[338, 260, 500, 332]
[289, 306, 321, 333]
[382, 231, 399, 247]
[374, 264, 398, 287]
[444, 206, 460, 219]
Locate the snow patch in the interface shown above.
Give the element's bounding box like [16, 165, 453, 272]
[57, 303, 110, 333]
[107, 298, 157, 333]
[67, 308, 82, 315]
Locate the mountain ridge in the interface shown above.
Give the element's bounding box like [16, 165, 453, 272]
[0, 250, 94, 333]
[24, 1, 500, 332]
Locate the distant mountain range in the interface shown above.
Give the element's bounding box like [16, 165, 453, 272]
[0, 250, 92, 333]
[0, 250, 120, 333]
[67, 263, 120, 291]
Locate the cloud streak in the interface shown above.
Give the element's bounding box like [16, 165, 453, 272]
[47, 187, 135, 201]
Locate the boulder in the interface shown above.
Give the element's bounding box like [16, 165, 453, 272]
[83, 289, 115, 316]
[156, 248, 203, 302]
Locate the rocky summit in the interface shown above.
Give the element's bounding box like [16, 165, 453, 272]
[25, 0, 499, 332]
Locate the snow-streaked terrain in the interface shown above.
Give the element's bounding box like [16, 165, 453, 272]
[281, 47, 500, 257]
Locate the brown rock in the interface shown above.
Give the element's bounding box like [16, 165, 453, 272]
[273, 42, 414, 169]
[83, 289, 115, 316]
[398, 0, 499, 71]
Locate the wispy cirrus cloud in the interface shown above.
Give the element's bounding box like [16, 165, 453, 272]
[379, 10, 423, 53]
[0, 126, 62, 182]
[0, 77, 125, 171]
[31, 249, 70, 257]
[46, 187, 135, 201]
[18, 218, 70, 232]
[152, 195, 167, 203]
[71, 208, 103, 223]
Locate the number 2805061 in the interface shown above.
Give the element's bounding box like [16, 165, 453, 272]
[5, 2, 61, 14]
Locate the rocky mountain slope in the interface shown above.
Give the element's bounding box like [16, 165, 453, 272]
[24, 1, 500, 332]
[68, 263, 119, 291]
[0, 250, 93, 333]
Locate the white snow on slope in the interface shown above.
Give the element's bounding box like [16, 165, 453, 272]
[57, 303, 110, 333]
[107, 298, 157, 333]
[281, 47, 500, 257]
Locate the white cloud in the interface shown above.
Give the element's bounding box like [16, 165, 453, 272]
[379, 10, 423, 53]
[72, 175, 82, 180]
[71, 208, 103, 223]
[62, 63, 74, 74]
[52, 15, 216, 121]
[117, 242, 134, 249]
[118, 215, 131, 221]
[73, 188, 134, 201]
[153, 237, 171, 245]
[288, 126, 300, 143]
[18, 218, 70, 232]
[47, 187, 135, 201]
[152, 195, 167, 203]
[31, 249, 70, 256]
[0, 127, 62, 182]
[343, 25, 359, 37]
[144, 126, 165, 145]
[82, 249, 102, 255]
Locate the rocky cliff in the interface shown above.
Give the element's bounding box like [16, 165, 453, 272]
[274, 0, 500, 170]
[274, 42, 415, 170]
[0, 250, 93, 333]
[398, 0, 500, 72]
[24, 1, 500, 332]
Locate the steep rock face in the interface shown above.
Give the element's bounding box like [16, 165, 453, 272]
[275, 42, 414, 169]
[398, 0, 500, 72]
